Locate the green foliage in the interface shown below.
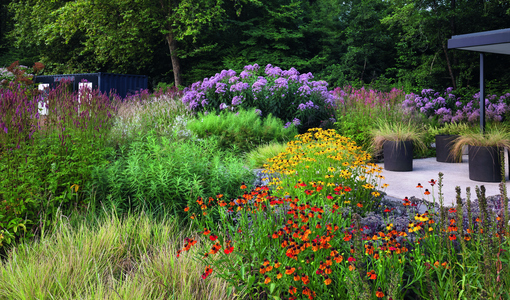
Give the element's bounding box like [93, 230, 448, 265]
[245, 141, 289, 169]
[90, 131, 255, 217]
[186, 108, 298, 154]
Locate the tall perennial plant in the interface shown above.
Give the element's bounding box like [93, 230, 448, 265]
[181, 64, 337, 132]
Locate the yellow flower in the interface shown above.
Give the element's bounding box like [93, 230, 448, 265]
[70, 184, 79, 193]
[372, 192, 380, 197]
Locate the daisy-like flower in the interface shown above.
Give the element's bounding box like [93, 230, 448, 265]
[367, 270, 377, 280]
[184, 206, 189, 212]
[209, 234, 218, 241]
[324, 275, 332, 285]
[285, 266, 296, 275]
[289, 286, 297, 295]
[416, 183, 423, 188]
[301, 274, 310, 285]
[424, 189, 431, 195]
[376, 287, 384, 298]
[276, 271, 283, 279]
[201, 265, 213, 279]
[264, 275, 271, 284]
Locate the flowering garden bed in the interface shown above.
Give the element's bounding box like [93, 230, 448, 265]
[1, 63, 510, 299]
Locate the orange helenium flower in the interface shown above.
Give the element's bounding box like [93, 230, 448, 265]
[376, 287, 384, 298]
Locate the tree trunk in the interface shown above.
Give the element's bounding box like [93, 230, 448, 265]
[442, 41, 456, 89]
[165, 31, 182, 88]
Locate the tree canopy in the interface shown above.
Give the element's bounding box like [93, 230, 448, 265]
[2, 0, 510, 92]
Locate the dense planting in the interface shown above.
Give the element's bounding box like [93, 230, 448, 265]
[2, 65, 510, 299]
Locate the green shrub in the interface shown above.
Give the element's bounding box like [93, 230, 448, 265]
[186, 108, 298, 154]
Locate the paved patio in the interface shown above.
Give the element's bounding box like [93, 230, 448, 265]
[377, 155, 510, 207]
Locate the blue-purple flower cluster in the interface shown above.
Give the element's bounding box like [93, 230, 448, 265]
[402, 88, 510, 123]
[181, 64, 336, 131]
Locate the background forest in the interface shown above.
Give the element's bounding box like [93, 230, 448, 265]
[1, 0, 510, 93]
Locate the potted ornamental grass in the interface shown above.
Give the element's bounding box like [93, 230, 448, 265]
[428, 122, 471, 163]
[371, 119, 427, 171]
[451, 124, 510, 182]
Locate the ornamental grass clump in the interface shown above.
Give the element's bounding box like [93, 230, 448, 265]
[181, 64, 336, 132]
[262, 128, 387, 215]
[107, 87, 191, 148]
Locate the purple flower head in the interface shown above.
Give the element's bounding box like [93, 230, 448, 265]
[215, 82, 227, 94]
[232, 95, 244, 106]
[445, 87, 454, 94]
[298, 85, 311, 96]
[230, 81, 250, 92]
[292, 118, 301, 126]
[281, 67, 299, 77]
[274, 77, 288, 90]
[219, 103, 228, 110]
[229, 76, 240, 84]
[254, 109, 262, 116]
[265, 64, 282, 77]
[252, 77, 267, 93]
[421, 89, 434, 96]
[455, 101, 463, 107]
[244, 64, 260, 72]
[299, 73, 314, 84]
[284, 122, 292, 129]
[240, 70, 251, 79]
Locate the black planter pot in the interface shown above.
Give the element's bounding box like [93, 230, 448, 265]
[468, 145, 502, 182]
[435, 135, 461, 163]
[383, 140, 413, 171]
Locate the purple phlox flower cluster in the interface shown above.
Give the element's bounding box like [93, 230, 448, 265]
[281, 67, 299, 77]
[240, 70, 251, 79]
[228, 76, 240, 84]
[298, 100, 319, 110]
[297, 85, 312, 97]
[274, 77, 289, 90]
[421, 89, 434, 96]
[252, 77, 267, 93]
[265, 64, 282, 77]
[230, 81, 250, 92]
[244, 64, 260, 72]
[215, 82, 227, 94]
[254, 109, 262, 116]
[232, 95, 244, 106]
[219, 103, 229, 110]
[299, 73, 314, 84]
